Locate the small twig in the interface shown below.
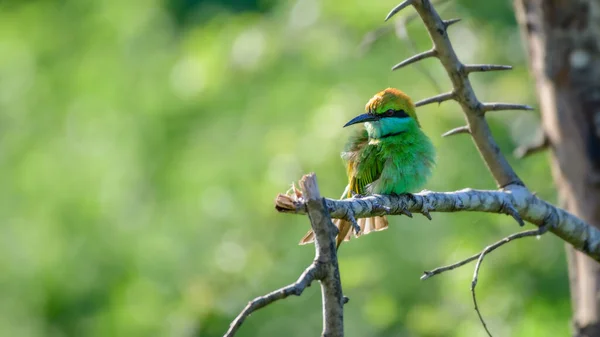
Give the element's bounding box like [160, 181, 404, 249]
[421, 253, 479, 280]
[472, 272, 493, 337]
[421, 226, 549, 280]
[481, 103, 534, 112]
[224, 264, 319, 337]
[421, 225, 549, 335]
[463, 64, 512, 73]
[470, 225, 549, 336]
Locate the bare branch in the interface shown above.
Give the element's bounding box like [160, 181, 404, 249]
[275, 186, 600, 262]
[421, 252, 479, 280]
[229, 174, 344, 337]
[392, 48, 437, 71]
[299, 174, 345, 337]
[415, 91, 455, 107]
[385, 0, 414, 21]
[481, 103, 534, 112]
[224, 265, 319, 337]
[420, 223, 550, 336]
[441, 126, 469, 137]
[463, 64, 513, 73]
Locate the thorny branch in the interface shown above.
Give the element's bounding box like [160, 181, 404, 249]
[381, 0, 573, 334]
[275, 187, 600, 262]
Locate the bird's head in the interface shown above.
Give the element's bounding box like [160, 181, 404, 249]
[343, 88, 420, 139]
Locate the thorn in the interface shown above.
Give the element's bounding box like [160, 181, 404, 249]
[502, 202, 525, 227]
[514, 133, 549, 159]
[400, 208, 413, 218]
[464, 64, 512, 73]
[443, 18, 461, 28]
[420, 199, 432, 220]
[392, 48, 437, 71]
[343, 296, 350, 304]
[385, 0, 413, 22]
[442, 126, 470, 137]
[482, 103, 534, 112]
[415, 91, 455, 107]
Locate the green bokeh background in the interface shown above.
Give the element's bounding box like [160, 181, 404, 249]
[0, 0, 569, 336]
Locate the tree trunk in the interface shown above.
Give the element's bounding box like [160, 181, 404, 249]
[514, 1, 600, 335]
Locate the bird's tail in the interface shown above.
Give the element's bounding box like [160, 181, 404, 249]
[298, 216, 389, 248]
[298, 186, 388, 249]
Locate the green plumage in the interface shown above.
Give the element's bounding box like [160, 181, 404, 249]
[343, 119, 435, 197]
[299, 88, 436, 248]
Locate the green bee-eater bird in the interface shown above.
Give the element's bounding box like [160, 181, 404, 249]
[300, 88, 435, 248]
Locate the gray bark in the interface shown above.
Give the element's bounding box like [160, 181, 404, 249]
[514, 1, 600, 335]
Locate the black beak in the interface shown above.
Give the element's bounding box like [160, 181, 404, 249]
[343, 113, 379, 127]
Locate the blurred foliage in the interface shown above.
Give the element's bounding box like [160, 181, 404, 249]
[0, 0, 570, 336]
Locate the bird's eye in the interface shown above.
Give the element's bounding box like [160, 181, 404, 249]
[386, 109, 395, 116]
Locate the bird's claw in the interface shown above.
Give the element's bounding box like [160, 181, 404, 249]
[373, 202, 391, 214]
[388, 192, 414, 218]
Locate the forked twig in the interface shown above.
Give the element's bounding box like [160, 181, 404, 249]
[471, 225, 549, 337]
[227, 174, 344, 337]
[420, 225, 550, 336]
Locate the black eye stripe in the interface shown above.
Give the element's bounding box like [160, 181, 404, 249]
[384, 109, 409, 118]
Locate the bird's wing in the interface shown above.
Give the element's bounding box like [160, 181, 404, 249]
[342, 128, 383, 197]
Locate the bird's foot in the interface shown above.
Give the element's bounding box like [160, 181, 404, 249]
[388, 192, 414, 218]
